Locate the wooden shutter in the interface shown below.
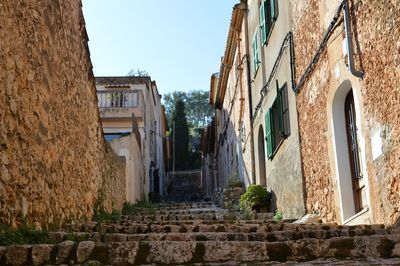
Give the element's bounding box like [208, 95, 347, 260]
[259, 1, 266, 44]
[252, 31, 259, 75]
[270, 0, 278, 22]
[265, 109, 274, 158]
[280, 83, 290, 136]
[276, 81, 283, 135]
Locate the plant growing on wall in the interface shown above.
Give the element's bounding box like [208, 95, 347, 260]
[239, 185, 271, 213]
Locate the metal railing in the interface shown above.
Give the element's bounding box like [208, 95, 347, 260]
[97, 90, 139, 108]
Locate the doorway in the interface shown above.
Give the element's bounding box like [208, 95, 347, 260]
[344, 90, 366, 213]
[331, 81, 368, 222]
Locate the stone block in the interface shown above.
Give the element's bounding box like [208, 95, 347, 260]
[31, 244, 53, 265]
[147, 241, 196, 264]
[56, 240, 76, 264]
[76, 241, 96, 263]
[109, 242, 138, 265]
[6, 245, 30, 266]
[203, 241, 267, 262]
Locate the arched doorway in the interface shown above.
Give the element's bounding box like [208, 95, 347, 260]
[258, 126, 267, 186]
[332, 81, 367, 222]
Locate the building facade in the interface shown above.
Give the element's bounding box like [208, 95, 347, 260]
[208, 2, 255, 191]
[292, 0, 400, 225]
[205, 0, 400, 225]
[96, 76, 166, 202]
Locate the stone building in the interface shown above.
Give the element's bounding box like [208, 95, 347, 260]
[96, 77, 166, 202]
[204, 0, 400, 225]
[292, 0, 400, 225]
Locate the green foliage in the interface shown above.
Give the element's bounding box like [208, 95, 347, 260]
[240, 201, 255, 220]
[239, 185, 271, 210]
[163, 90, 213, 170]
[226, 172, 243, 188]
[122, 200, 156, 216]
[273, 209, 283, 220]
[0, 224, 50, 245]
[171, 99, 189, 170]
[93, 209, 121, 223]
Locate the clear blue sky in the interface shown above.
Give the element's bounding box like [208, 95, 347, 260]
[82, 0, 238, 95]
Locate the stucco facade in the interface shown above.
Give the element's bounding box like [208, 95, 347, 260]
[96, 77, 166, 201]
[247, 0, 305, 219]
[208, 3, 254, 192]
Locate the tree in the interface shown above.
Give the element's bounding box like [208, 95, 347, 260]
[127, 68, 149, 77]
[163, 91, 186, 130]
[171, 99, 189, 171]
[164, 90, 213, 170]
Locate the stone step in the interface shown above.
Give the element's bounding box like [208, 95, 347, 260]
[2, 235, 400, 265]
[66, 221, 387, 234]
[49, 229, 396, 244]
[55, 225, 391, 242]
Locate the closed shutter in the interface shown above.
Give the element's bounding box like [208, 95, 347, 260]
[276, 81, 283, 135]
[280, 83, 290, 136]
[259, 1, 266, 44]
[270, 0, 278, 22]
[265, 109, 274, 158]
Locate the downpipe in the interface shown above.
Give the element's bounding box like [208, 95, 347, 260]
[343, 0, 364, 79]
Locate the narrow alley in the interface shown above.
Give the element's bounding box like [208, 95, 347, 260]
[1, 0, 400, 265]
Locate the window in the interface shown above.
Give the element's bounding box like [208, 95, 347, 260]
[265, 81, 290, 159]
[259, 0, 279, 45]
[251, 31, 260, 76]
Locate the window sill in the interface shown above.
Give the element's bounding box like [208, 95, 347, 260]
[268, 134, 289, 160]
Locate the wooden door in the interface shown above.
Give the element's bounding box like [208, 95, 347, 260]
[344, 90, 365, 213]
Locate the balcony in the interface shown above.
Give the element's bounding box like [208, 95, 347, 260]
[97, 90, 143, 119]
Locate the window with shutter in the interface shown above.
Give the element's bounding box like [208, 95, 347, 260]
[259, 1, 266, 44]
[270, 0, 278, 23]
[265, 109, 274, 158]
[264, 80, 290, 159]
[252, 31, 260, 76]
[280, 83, 290, 137]
[259, 0, 279, 46]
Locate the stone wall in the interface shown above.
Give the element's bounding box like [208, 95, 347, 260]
[0, 0, 126, 229]
[292, 0, 400, 224]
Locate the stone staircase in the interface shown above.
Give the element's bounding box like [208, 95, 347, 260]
[2, 202, 400, 265]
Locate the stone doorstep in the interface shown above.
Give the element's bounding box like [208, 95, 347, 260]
[2, 236, 400, 265]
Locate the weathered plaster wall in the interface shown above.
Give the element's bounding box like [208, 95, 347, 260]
[110, 134, 144, 203]
[292, 0, 400, 224]
[0, 0, 126, 228]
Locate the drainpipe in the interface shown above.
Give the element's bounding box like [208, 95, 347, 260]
[343, 0, 364, 79]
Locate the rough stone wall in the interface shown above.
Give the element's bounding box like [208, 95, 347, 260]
[353, 0, 400, 224]
[292, 0, 400, 224]
[0, 0, 126, 229]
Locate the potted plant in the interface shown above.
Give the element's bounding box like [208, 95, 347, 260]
[239, 185, 271, 213]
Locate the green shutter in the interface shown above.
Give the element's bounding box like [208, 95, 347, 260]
[276, 81, 284, 135]
[280, 83, 290, 136]
[270, 0, 278, 22]
[252, 31, 259, 75]
[265, 109, 274, 158]
[259, 1, 266, 44]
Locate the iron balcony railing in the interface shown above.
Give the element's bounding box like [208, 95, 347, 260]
[97, 90, 139, 108]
